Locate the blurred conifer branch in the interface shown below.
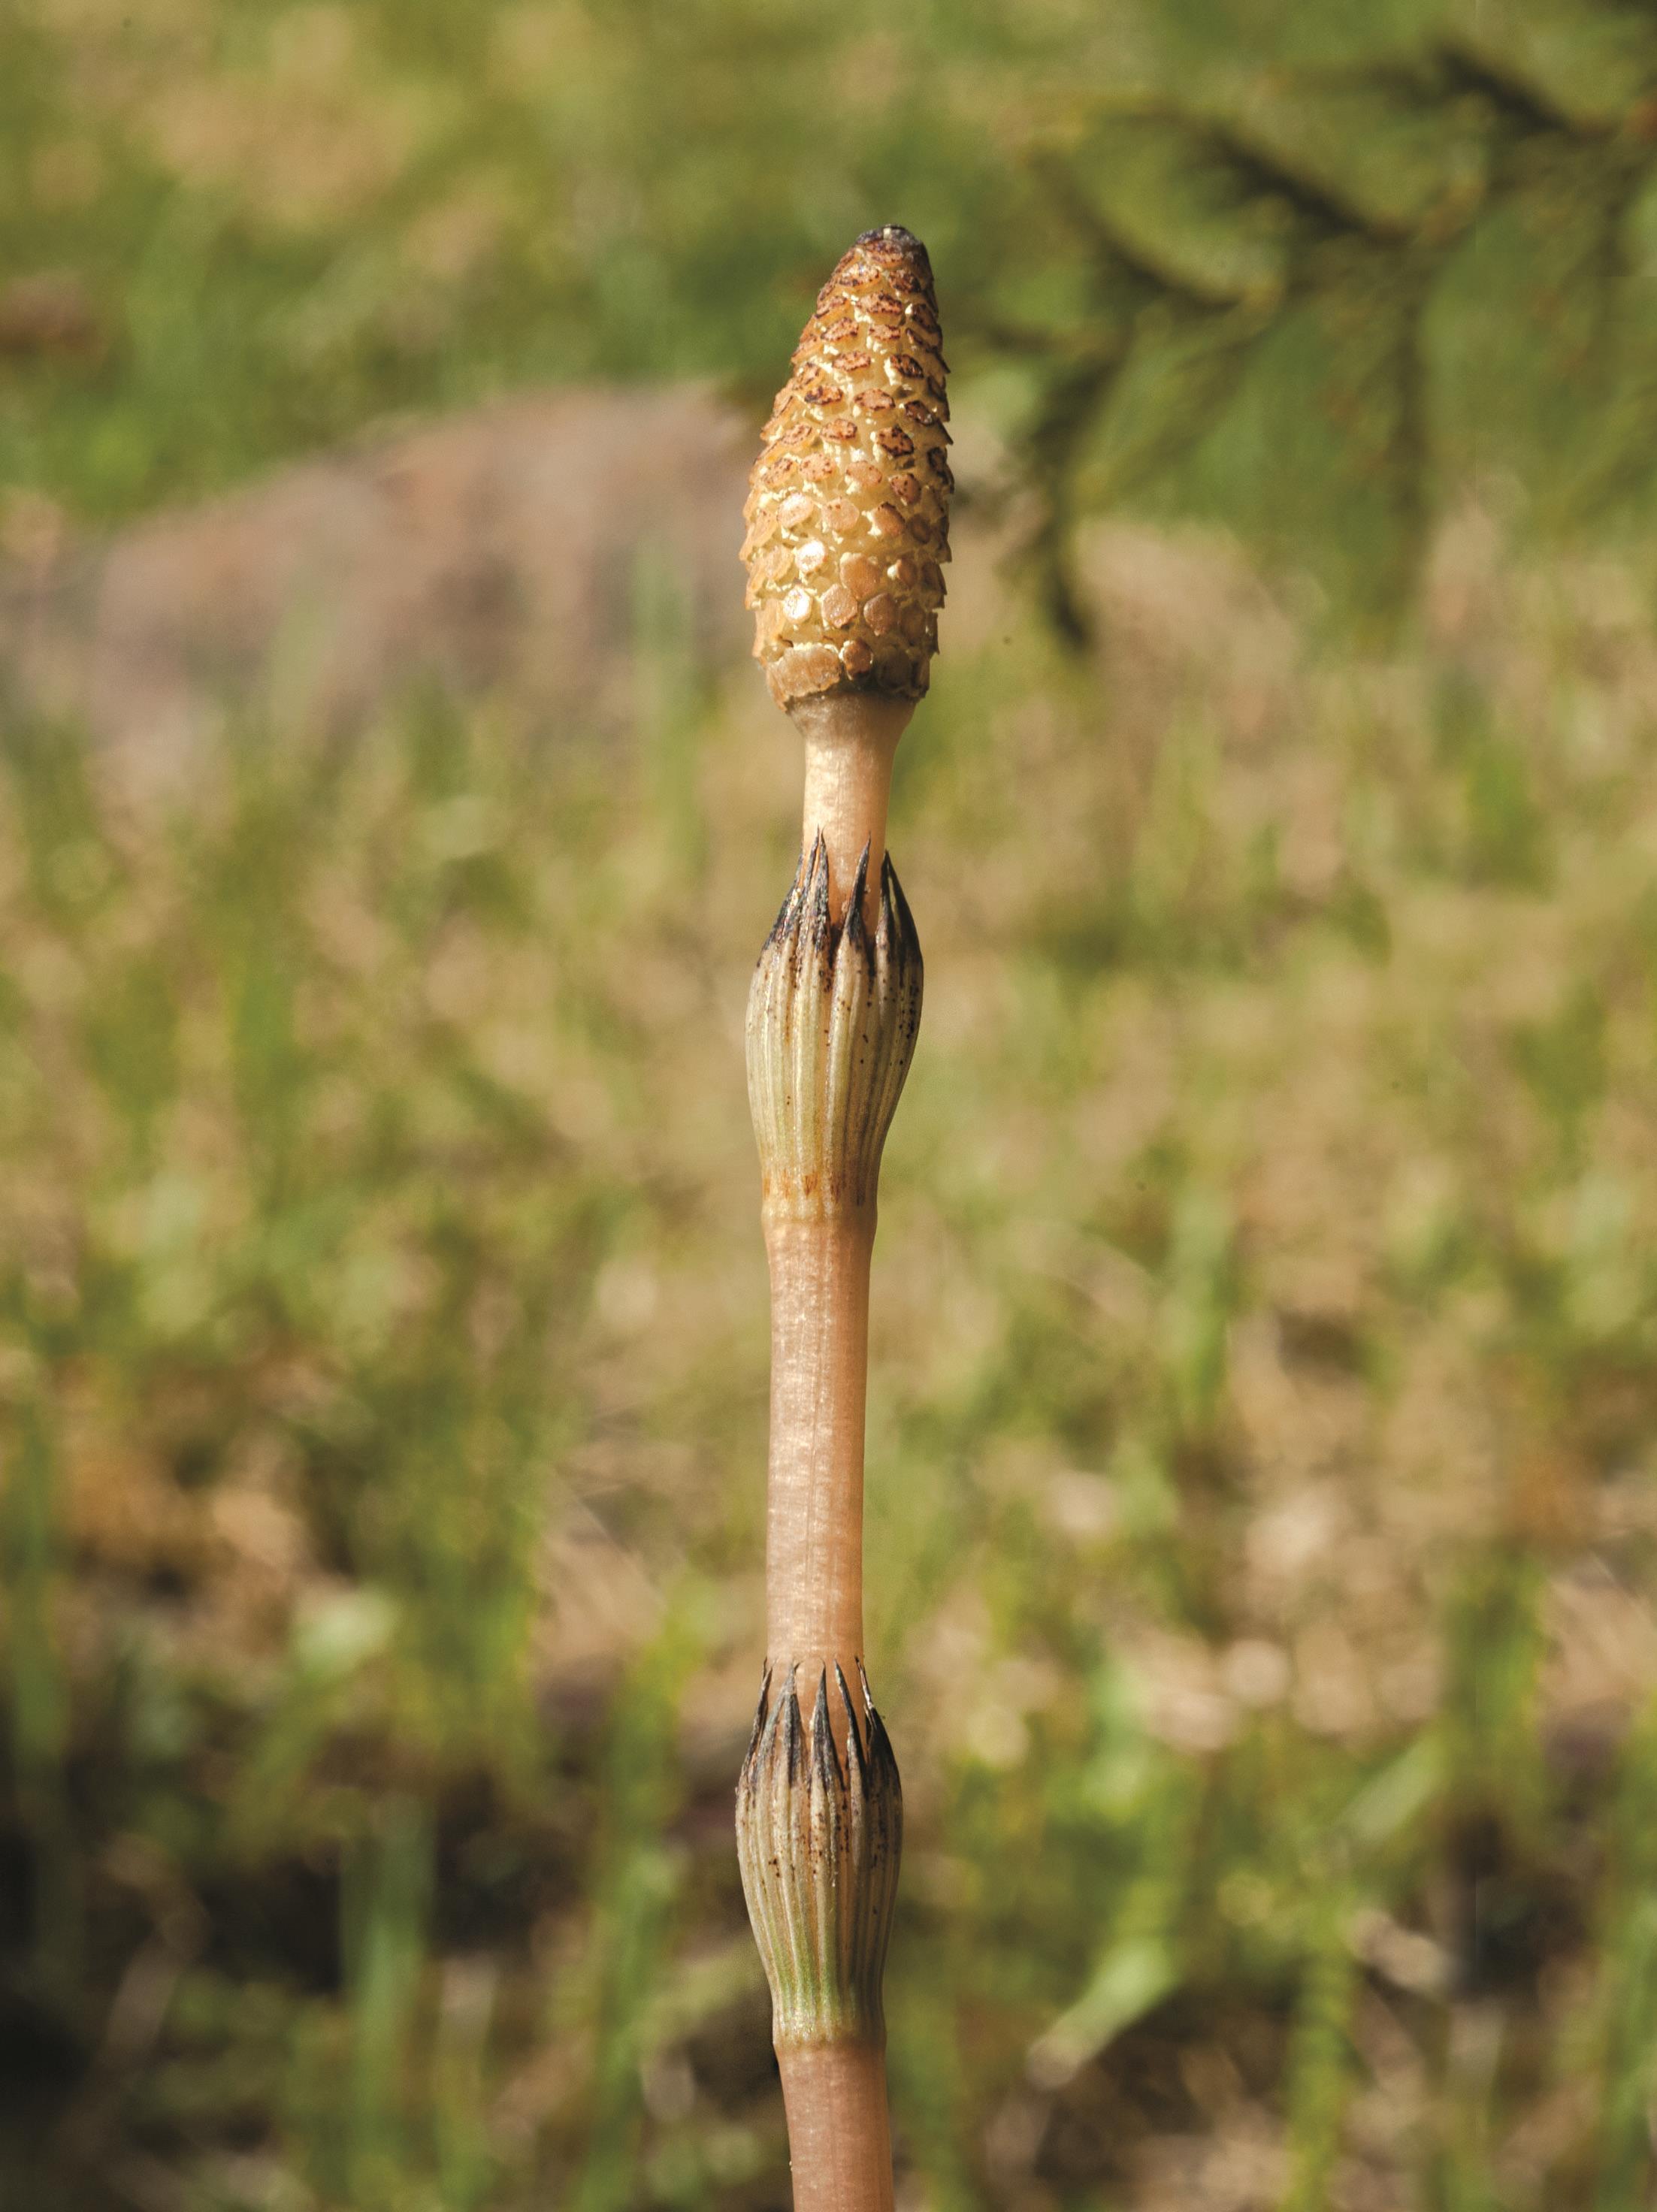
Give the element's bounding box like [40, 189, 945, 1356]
[975, 5, 1657, 638]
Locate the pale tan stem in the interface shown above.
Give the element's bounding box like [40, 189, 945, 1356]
[763, 1212, 875, 1686]
[776, 2045, 896, 2212]
[791, 694, 913, 926]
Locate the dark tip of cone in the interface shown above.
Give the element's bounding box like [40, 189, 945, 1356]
[856, 224, 929, 262]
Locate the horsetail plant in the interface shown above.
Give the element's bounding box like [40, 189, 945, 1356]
[736, 225, 951, 2212]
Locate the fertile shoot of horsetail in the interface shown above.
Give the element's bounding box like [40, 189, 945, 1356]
[734, 224, 951, 2212]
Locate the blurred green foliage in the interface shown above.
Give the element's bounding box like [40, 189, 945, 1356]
[7, 0, 1657, 621]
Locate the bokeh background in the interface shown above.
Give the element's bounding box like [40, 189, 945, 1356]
[5, 2, 1657, 2206]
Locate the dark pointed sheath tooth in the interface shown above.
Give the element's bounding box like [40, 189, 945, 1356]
[811, 1667, 844, 1793]
[857, 1658, 902, 1791]
[835, 1661, 866, 1781]
[866, 1697, 900, 1787]
[783, 1668, 804, 1787]
[842, 841, 873, 965]
[764, 863, 804, 952]
[807, 834, 833, 964]
[742, 1664, 773, 1777]
[756, 1668, 786, 1775]
[883, 851, 921, 972]
[875, 853, 895, 954]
